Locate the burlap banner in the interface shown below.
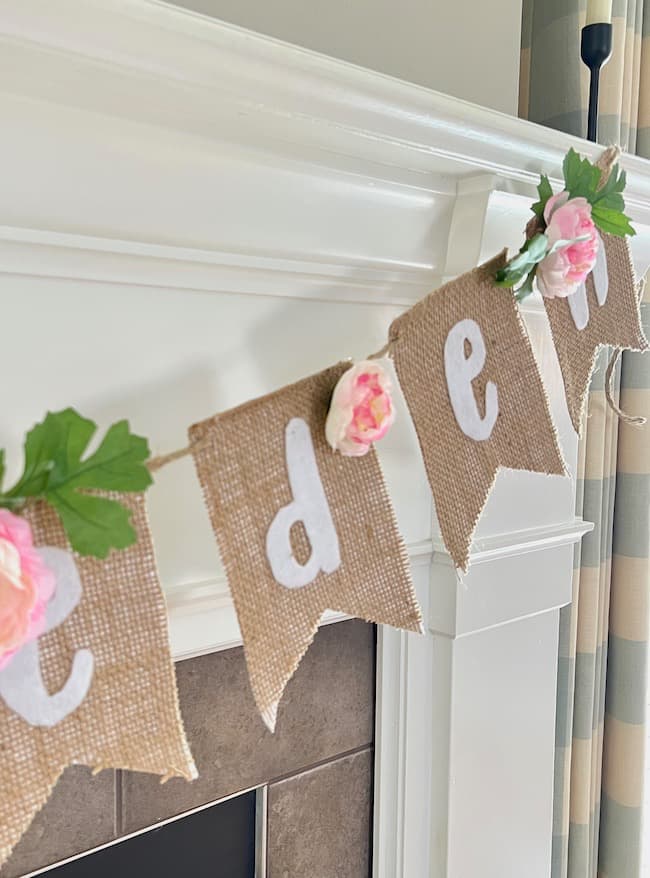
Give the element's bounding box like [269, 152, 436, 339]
[190, 364, 423, 731]
[389, 252, 567, 571]
[0, 495, 196, 867]
[544, 232, 648, 434]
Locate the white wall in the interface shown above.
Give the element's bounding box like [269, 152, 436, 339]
[170, 0, 523, 115]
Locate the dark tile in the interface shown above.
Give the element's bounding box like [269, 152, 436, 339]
[3, 767, 116, 878]
[122, 619, 375, 832]
[267, 749, 373, 878]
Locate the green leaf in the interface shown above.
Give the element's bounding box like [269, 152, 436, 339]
[495, 233, 549, 287]
[591, 205, 636, 237]
[3, 408, 151, 557]
[562, 148, 583, 190]
[515, 270, 536, 302]
[0, 450, 5, 493]
[592, 163, 626, 212]
[8, 415, 64, 499]
[532, 174, 553, 218]
[47, 491, 136, 559]
[65, 420, 152, 492]
[562, 148, 601, 201]
[547, 233, 591, 255]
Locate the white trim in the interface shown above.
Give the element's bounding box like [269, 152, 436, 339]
[3, 0, 650, 217]
[168, 523, 591, 659]
[432, 518, 594, 566]
[0, 226, 436, 308]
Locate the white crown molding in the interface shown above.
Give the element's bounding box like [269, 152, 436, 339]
[3, 0, 650, 219]
[0, 225, 437, 306]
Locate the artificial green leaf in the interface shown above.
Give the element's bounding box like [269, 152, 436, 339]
[591, 205, 636, 237]
[562, 148, 582, 190]
[532, 174, 553, 218]
[515, 270, 536, 302]
[7, 412, 69, 499]
[47, 490, 136, 559]
[64, 420, 152, 492]
[592, 163, 626, 212]
[547, 233, 591, 255]
[495, 233, 548, 287]
[2, 408, 151, 557]
[562, 148, 601, 201]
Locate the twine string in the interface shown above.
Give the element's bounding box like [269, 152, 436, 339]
[604, 347, 647, 426]
[147, 441, 204, 473]
[146, 340, 396, 472]
[596, 145, 620, 183]
[367, 339, 393, 361]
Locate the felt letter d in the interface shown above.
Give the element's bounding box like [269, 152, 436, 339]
[266, 418, 341, 588]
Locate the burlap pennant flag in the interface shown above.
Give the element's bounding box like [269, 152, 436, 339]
[543, 232, 648, 434]
[389, 252, 567, 572]
[190, 364, 423, 730]
[0, 494, 196, 867]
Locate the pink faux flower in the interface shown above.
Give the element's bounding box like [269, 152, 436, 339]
[325, 360, 395, 457]
[0, 509, 55, 669]
[536, 193, 599, 299]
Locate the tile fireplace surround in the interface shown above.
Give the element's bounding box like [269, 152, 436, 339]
[2, 1, 650, 876]
[5, 620, 375, 877]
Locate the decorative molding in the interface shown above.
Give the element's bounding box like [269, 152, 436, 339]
[167, 522, 591, 659]
[3, 0, 650, 220]
[433, 518, 593, 566]
[0, 226, 437, 307]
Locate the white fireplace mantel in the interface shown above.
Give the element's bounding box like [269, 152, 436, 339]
[2, 3, 650, 877]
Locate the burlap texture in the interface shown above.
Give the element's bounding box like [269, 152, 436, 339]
[544, 233, 648, 434]
[389, 252, 567, 572]
[190, 364, 423, 730]
[0, 495, 196, 868]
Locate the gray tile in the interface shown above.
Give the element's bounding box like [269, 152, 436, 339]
[267, 749, 373, 878]
[3, 767, 116, 877]
[122, 619, 375, 832]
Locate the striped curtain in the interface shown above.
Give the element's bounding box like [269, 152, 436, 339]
[520, 0, 650, 158]
[521, 3, 650, 876]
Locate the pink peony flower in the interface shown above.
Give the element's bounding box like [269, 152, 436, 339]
[0, 509, 55, 669]
[325, 361, 395, 456]
[536, 193, 599, 299]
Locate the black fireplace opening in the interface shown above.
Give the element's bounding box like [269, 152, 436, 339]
[39, 790, 257, 878]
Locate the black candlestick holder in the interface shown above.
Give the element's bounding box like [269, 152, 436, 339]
[581, 22, 613, 142]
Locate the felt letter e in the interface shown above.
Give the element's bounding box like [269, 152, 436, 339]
[444, 318, 499, 441]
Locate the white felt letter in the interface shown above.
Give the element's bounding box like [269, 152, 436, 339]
[444, 318, 499, 441]
[568, 282, 590, 330]
[266, 417, 341, 588]
[569, 232, 608, 331]
[0, 547, 94, 727]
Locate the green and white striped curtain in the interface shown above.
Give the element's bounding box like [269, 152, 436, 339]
[521, 3, 650, 877]
[521, 0, 650, 157]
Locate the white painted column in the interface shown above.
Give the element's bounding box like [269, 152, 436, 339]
[375, 526, 590, 878]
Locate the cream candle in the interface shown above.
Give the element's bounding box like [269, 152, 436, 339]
[586, 0, 613, 24]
